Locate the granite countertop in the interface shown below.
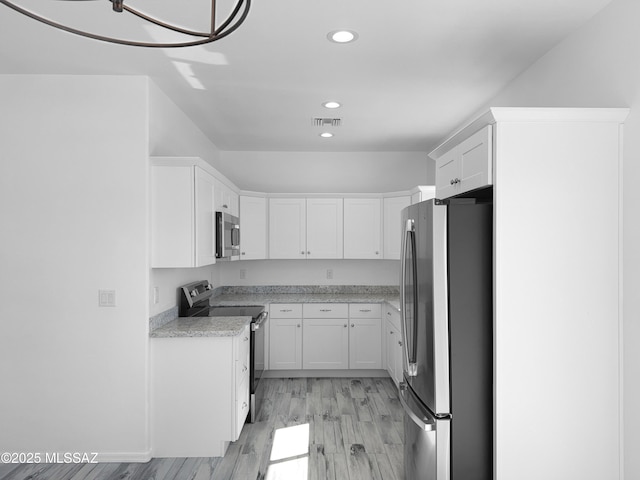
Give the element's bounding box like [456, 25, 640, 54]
[150, 316, 251, 338]
[210, 292, 400, 307]
[149, 285, 400, 338]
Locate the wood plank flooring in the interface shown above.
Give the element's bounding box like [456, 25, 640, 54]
[0, 377, 404, 480]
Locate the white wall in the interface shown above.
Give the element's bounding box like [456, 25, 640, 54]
[148, 83, 223, 317]
[218, 259, 399, 286]
[474, 0, 639, 477]
[0, 75, 150, 460]
[220, 151, 431, 193]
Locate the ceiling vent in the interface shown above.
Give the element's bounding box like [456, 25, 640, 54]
[313, 117, 342, 127]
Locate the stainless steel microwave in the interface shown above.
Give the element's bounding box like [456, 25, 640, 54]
[215, 211, 240, 259]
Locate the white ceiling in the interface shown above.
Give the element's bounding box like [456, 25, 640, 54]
[0, 0, 613, 153]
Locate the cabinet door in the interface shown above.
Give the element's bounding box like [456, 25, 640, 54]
[435, 125, 492, 199]
[343, 198, 382, 259]
[240, 196, 267, 260]
[306, 198, 344, 259]
[383, 196, 411, 259]
[269, 318, 303, 370]
[459, 125, 492, 193]
[349, 318, 382, 369]
[151, 165, 195, 268]
[435, 146, 460, 199]
[269, 198, 307, 259]
[385, 319, 398, 385]
[302, 318, 349, 369]
[195, 167, 217, 267]
[229, 190, 239, 217]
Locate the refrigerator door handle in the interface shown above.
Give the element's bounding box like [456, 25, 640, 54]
[399, 383, 435, 431]
[400, 218, 418, 377]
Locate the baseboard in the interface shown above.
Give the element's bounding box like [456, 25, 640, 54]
[96, 449, 152, 463]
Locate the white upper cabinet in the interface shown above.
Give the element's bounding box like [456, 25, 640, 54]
[435, 125, 493, 199]
[269, 198, 343, 259]
[151, 164, 216, 268]
[239, 195, 267, 260]
[343, 198, 382, 259]
[383, 196, 411, 259]
[306, 198, 343, 259]
[214, 178, 239, 217]
[269, 198, 307, 259]
[195, 168, 217, 267]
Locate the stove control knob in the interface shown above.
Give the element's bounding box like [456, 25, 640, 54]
[190, 289, 197, 297]
[205, 284, 213, 290]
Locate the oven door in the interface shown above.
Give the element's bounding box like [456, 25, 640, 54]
[249, 311, 268, 422]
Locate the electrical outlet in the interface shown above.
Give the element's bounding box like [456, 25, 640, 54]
[239, 269, 246, 279]
[98, 290, 116, 307]
[153, 287, 159, 304]
[326, 269, 333, 280]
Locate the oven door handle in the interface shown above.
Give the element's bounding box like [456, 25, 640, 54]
[251, 311, 269, 331]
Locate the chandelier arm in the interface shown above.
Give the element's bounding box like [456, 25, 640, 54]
[0, 0, 250, 48]
[212, 0, 250, 40]
[213, 0, 244, 35]
[121, 4, 211, 38]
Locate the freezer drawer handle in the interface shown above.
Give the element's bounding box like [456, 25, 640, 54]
[399, 383, 435, 432]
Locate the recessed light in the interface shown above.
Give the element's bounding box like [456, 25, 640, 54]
[327, 30, 358, 44]
[322, 101, 341, 109]
[320, 132, 334, 138]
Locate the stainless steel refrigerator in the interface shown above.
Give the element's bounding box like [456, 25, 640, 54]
[399, 196, 492, 480]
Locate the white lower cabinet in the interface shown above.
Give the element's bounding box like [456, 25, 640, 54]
[348, 304, 382, 369]
[302, 304, 349, 369]
[302, 319, 349, 369]
[151, 325, 250, 458]
[269, 304, 303, 370]
[267, 303, 384, 372]
[385, 304, 403, 386]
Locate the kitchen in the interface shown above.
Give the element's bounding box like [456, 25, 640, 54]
[1, 0, 639, 479]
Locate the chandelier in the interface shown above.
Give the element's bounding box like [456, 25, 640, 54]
[0, 0, 251, 48]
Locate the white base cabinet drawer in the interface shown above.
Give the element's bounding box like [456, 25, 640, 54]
[304, 303, 349, 318]
[270, 303, 303, 318]
[349, 303, 382, 318]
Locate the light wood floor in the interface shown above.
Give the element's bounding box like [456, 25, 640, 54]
[0, 377, 404, 480]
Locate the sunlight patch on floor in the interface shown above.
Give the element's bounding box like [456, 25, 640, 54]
[266, 423, 310, 480]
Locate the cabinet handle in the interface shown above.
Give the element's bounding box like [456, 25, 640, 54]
[375, 251, 379, 255]
[301, 251, 305, 255]
[223, 204, 228, 209]
[387, 311, 391, 316]
[242, 252, 246, 255]
[244, 337, 249, 342]
[344, 324, 348, 328]
[359, 309, 371, 312]
[390, 331, 394, 335]
[297, 324, 301, 328]
[351, 323, 355, 327]
[307, 251, 311, 255]
[319, 309, 332, 312]
[242, 402, 247, 409]
[242, 365, 247, 372]
[398, 341, 403, 346]
[280, 309, 292, 312]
